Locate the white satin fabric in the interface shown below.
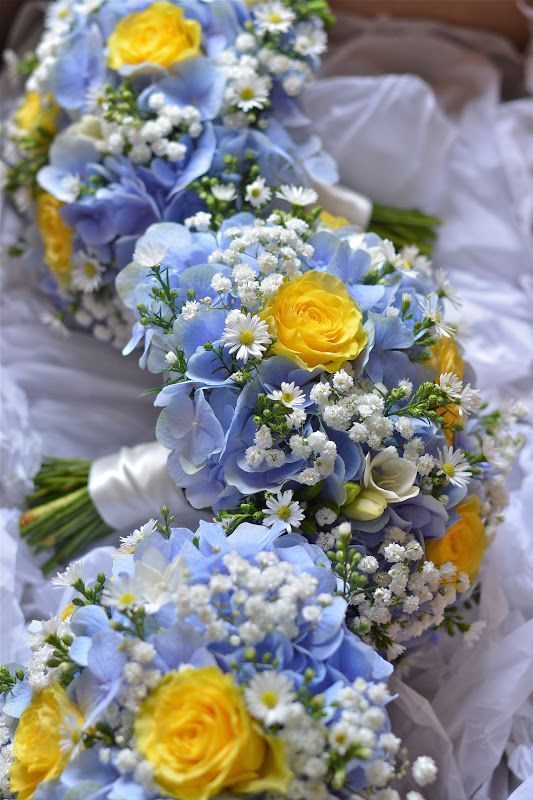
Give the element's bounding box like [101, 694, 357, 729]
[1, 10, 532, 799]
[89, 441, 207, 531]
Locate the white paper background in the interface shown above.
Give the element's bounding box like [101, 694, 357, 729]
[1, 8, 532, 799]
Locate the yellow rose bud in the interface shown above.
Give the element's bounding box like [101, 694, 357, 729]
[35, 192, 73, 285]
[431, 337, 465, 444]
[425, 495, 488, 583]
[10, 684, 83, 800]
[343, 487, 387, 521]
[135, 666, 291, 800]
[107, 2, 202, 70]
[261, 270, 367, 373]
[14, 92, 57, 135]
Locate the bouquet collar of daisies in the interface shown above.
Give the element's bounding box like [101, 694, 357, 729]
[3, 0, 438, 345]
[0, 518, 438, 800]
[110, 209, 523, 658]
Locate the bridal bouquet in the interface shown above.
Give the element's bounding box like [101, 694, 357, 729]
[3, 0, 437, 345]
[0, 518, 438, 799]
[20, 204, 524, 655]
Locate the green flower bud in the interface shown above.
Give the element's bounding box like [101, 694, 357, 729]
[343, 481, 362, 506]
[343, 488, 387, 521]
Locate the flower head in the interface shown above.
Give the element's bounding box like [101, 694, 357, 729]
[261, 270, 366, 372]
[263, 490, 304, 532]
[255, 2, 296, 34]
[71, 252, 103, 293]
[107, 2, 201, 70]
[10, 685, 84, 800]
[276, 185, 318, 207]
[267, 381, 306, 409]
[222, 312, 271, 363]
[436, 445, 472, 488]
[51, 560, 83, 588]
[245, 672, 296, 727]
[133, 240, 168, 268]
[425, 495, 487, 582]
[135, 666, 291, 798]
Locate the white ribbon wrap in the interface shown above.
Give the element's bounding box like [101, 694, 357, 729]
[88, 441, 208, 532]
[312, 180, 373, 229]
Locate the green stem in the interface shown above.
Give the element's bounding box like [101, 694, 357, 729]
[369, 203, 440, 255]
[21, 458, 114, 574]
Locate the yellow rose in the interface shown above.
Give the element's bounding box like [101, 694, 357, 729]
[107, 2, 201, 70]
[425, 495, 488, 583]
[431, 337, 465, 443]
[10, 684, 83, 800]
[14, 92, 57, 135]
[431, 336, 464, 380]
[261, 270, 367, 372]
[36, 192, 73, 285]
[135, 666, 291, 800]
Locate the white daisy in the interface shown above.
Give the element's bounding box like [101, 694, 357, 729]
[71, 252, 103, 293]
[263, 490, 304, 533]
[436, 446, 472, 488]
[118, 519, 158, 554]
[211, 183, 237, 202]
[102, 573, 144, 609]
[419, 295, 455, 338]
[438, 372, 463, 400]
[245, 671, 296, 726]
[231, 73, 271, 112]
[133, 240, 168, 268]
[254, 2, 296, 34]
[221, 312, 271, 363]
[268, 381, 306, 409]
[275, 185, 318, 207]
[51, 560, 84, 588]
[245, 176, 272, 208]
[58, 709, 84, 758]
[460, 384, 482, 413]
[435, 268, 462, 308]
[294, 24, 327, 57]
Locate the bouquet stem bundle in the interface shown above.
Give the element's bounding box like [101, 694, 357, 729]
[20, 457, 112, 574]
[369, 204, 440, 254]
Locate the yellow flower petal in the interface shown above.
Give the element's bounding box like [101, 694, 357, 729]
[107, 2, 202, 70]
[135, 666, 291, 800]
[261, 270, 367, 373]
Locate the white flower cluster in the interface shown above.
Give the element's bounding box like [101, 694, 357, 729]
[100, 94, 202, 165]
[312, 375, 400, 448]
[475, 398, 527, 535]
[24, 0, 87, 93]
[278, 678, 395, 800]
[24, 616, 70, 691]
[218, 3, 326, 126]
[208, 211, 311, 304]
[349, 525, 465, 658]
[0, 717, 14, 799]
[72, 287, 136, 349]
[346, 236, 432, 280]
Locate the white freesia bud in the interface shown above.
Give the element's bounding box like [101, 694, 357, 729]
[363, 446, 419, 503]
